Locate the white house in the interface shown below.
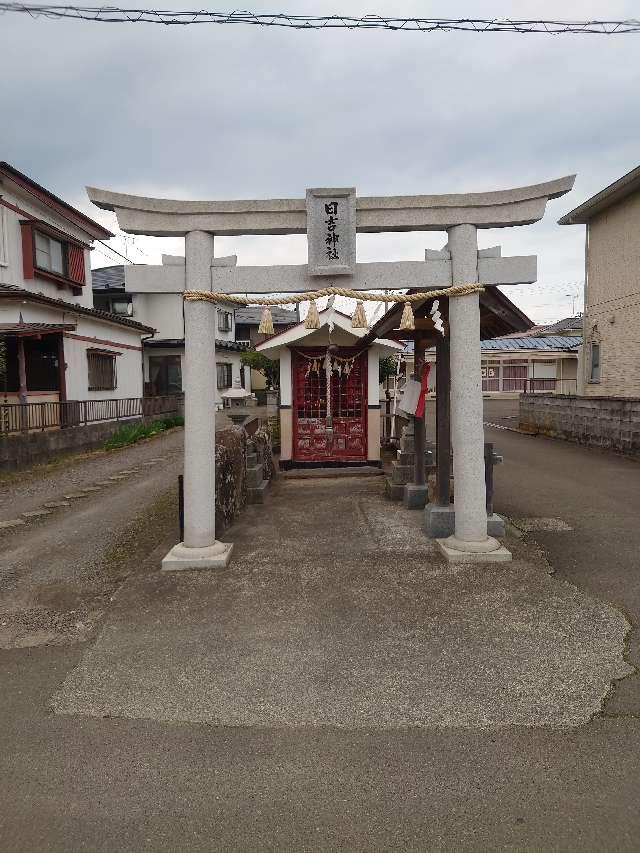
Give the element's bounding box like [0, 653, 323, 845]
[0, 162, 153, 423]
[93, 256, 251, 406]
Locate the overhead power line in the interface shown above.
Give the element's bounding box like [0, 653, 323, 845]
[1, 6, 640, 33]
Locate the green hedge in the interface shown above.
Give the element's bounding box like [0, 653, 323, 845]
[102, 416, 184, 450]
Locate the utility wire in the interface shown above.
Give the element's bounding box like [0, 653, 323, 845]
[96, 239, 133, 265]
[1, 5, 639, 33]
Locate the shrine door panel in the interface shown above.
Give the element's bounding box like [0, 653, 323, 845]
[292, 348, 368, 462]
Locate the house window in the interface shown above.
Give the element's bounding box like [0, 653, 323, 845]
[111, 299, 133, 316]
[589, 342, 601, 382]
[149, 355, 182, 395]
[21, 221, 86, 289]
[87, 351, 117, 391]
[34, 230, 65, 276]
[216, 363, 233, 389]
[218, 311, 233, 332]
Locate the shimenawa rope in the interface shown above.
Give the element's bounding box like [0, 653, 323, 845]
[183, 282, 483, 334]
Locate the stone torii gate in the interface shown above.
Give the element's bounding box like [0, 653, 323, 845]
[87, 176, 574, 569]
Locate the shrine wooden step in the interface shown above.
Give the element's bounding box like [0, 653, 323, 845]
[283, 466, 384, 480]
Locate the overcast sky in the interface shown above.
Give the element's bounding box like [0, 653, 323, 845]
[2, 0, 640, 323]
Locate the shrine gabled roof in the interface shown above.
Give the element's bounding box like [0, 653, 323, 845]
[256, 303, 402, 356]
[363, 286, 534, 346]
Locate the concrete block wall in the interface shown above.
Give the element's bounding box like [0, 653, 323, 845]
[519, 393, 640, 456]
[0, 415, 155, 472]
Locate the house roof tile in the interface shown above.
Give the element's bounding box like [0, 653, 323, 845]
[0, 284, 154, 334]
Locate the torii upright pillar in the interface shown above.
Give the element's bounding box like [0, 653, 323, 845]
[437, 225, 510, 562]
[162, 230, 233, 571]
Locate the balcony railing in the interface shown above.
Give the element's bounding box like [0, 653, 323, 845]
[0, 395, 182, 435]
[484, 378, 578, 394]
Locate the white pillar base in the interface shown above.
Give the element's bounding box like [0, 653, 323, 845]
[436, 535, 512, 563]
[162, 541, 234, 572]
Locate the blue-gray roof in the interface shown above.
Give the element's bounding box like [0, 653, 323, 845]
[480, 335, 581, 351]
[92, 265, 125, 290]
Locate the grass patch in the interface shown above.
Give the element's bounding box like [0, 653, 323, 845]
[102, 416, 184, 450]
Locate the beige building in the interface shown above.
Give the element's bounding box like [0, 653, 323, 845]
[560, 165, 640, 397]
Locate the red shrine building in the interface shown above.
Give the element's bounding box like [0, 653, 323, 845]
[257, 300, 401, 466]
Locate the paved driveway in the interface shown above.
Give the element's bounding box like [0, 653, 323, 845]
[1, 428, 640, 852]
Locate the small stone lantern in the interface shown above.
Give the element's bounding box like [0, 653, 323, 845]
[221, 379, 252, 425]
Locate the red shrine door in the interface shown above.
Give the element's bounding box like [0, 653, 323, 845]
[292, 347, 368, 463]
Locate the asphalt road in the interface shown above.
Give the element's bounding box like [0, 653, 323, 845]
[1, 424, 639, 852]
[489, 425, 640, 715]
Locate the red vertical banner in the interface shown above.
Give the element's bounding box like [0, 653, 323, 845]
[414, 362, 431, 419]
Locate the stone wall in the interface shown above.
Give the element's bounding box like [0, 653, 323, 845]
[214, 424, 276, 532]
[215, 427, 249, 532]
[519, 393, 640, 456]
[0, 415, 162, 472]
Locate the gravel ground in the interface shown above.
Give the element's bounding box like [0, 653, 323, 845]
[0, 428, 184, 521]
[0, 430, 183, 648]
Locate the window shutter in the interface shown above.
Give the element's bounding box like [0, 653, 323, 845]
[20, 221, 35, 279]
[67, 243, 86, 285]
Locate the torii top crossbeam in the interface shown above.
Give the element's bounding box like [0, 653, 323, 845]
[87, 176, 575, 237]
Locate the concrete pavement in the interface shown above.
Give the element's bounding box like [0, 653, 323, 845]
[1, 423, 640, 851]
[488, 424, 640, 717]
[53, 476, 630, 729]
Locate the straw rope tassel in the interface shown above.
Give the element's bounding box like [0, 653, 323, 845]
[399, 301, 415, 331]
[304, 300, 321, 329]
[258, 306, 274, 335]
[351, 300, 368, 329]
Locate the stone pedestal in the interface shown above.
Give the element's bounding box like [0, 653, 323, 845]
[162, 541, 234, 571]
[403, 482, 428, 509]
[425, 503, 456, 538]
[246, 438, 271, 505]
[425, 505, 506, 539]
[437, 535, 512, 563]
[386, 445, 434, 503]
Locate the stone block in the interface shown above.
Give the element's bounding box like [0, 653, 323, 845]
[384, 478, 405, 501]
[246, 463, 264, 488]
[396, 450, 415, 466]
[246, 453, 258, 468]
[488, 514, 507, 538]
[247, 479, 270, 505]
[391, 463, 413, 485]
[22, 509, 51, 519]
[424, 504, 456, 538]
[403, 483, 428, 510]
[0, 518, 26, 530]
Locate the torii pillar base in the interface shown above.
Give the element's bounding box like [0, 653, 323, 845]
[162, 541, 234, 572]
[436, 535, 511, 564]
